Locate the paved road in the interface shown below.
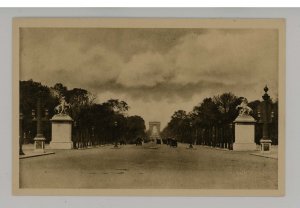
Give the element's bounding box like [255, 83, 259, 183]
[20, 143, 278, 189]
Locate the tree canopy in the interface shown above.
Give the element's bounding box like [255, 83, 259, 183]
[20, 80, 145, 145]
[162, 92, 278, 146]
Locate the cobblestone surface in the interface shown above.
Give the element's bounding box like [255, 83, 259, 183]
[19, 143, 278, 189]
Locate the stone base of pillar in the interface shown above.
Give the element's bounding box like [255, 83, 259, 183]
[34, 137, 46, 153]
[233, 142, 257, 151]
[50, 141, 73, 149]
[260, 139, 272, 153]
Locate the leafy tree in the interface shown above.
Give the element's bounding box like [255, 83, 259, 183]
[67, 88, 95, 121]
[52, 83, 68, 98]
[125, 116, 146, 143]
[163, 110, 192, 142]
[213, 92, 239, 124]
[20, 80, 148, 147]
[103, 99, 129, 114]
[193, 98, 219, 128]
[248, 100, 261, 120]
[20, 80, 58, 143]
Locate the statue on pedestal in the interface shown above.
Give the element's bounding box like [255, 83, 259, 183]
[54, 96, 71, 115]
[233, 97, 256, 151]
[236, 98, 252, 116]
[50, 95, 73, 149]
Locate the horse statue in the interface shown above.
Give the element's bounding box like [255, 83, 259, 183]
[236, 98, 252, 116]
[54, 96, 71, 115]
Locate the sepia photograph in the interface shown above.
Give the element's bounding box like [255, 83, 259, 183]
[13, 18, 285, 196]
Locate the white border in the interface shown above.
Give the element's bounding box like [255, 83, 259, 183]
[1, 1, 300, 7]
[1, 7, 300, 208]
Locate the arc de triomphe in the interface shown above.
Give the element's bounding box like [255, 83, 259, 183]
[149, 121, 162, 143]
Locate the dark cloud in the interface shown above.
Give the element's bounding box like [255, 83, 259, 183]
[87, 79, 236, 103]
[20, 28, 278, 127]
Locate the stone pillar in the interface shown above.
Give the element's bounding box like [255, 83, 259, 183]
[258, 86, 273, 153]
[233, 115, 257, 151]
[50, 114, 73, 149]
[33, 98, 47, 153]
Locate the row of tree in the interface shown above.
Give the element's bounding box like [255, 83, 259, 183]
[20, 80, 278, 148]
[161, 92, 278, 148]
[20, 80, 146, 146]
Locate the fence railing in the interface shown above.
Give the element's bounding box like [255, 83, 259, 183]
[193, 122, 278, 150]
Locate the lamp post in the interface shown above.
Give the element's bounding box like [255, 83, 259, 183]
[189, 121, 194, 148]
[257, 85, 274, 153]
[91, 126, 95, 146]
[218, 120, 222, 148]
[73, 121, 76, 148]
[32, 97, 49, 152]
[19, 111, 25, 155]
[229, 123, 233, 150]
[114, 121, 119, 148]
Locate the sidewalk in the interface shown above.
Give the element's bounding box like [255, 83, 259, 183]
[250, 146, 278, 159]
[250, 152, 278, 159]
[196, 144, 278, 159]
[20, 144, 55, 159]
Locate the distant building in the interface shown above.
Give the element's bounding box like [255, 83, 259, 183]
[149, 121, 162, 144]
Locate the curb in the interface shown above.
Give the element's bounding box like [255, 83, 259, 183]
[250, 153, 278, 160]
[19, 152, 55, 159]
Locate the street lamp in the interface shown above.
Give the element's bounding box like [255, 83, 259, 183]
[257, 85, 274, 153]
[19, 111, 25, 155]
[73, 120, 77, 149]
[91, 126, 95, 146]
[32, 97, 49, 153]
[114, 121, 119, 148]
[218, 120, 222, 148]
[189, 121, 194, 148]
[229, 123, 233, 150]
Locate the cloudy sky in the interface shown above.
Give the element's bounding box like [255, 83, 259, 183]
[20, 28, 278, 128]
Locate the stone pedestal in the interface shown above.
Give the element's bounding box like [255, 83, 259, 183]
[50, 114, 73, 149]
[260, 139, 272, 153]
[34, 136, 46, 153]
[233, 115, 257, 151]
